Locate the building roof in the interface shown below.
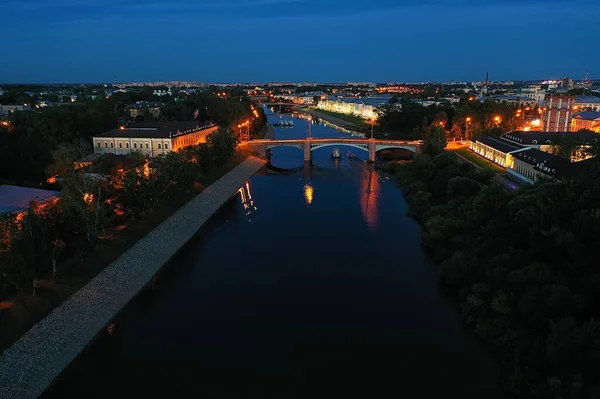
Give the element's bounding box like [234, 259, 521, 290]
[502, 130, 599, 145]
[572, 111, 600, 121]
[575, 96, 600, 104]
[477, 136, 524, 153]
[93, 122, 215, 139]
[0, 185, 60, 215]
[479, 95, 536, 103]
[513, 148, 573, 177]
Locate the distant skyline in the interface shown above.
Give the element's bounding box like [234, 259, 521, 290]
[1, 0, 598, 84]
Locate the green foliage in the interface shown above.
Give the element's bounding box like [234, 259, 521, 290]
[423, 126, 447, 156]
[391, 152, 600, 397]
[0, 90, 263, 185]
[0, 126, 240, 300]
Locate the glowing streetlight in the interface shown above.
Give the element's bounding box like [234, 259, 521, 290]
[465, 117, 472, 123]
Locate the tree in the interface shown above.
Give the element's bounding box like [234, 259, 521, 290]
[46, 138, 91, 176]
[62, 175, 113, 248]
[423, 126, 447, 156]
[550, 134, 585, 160]
[14, 202, 49, 294]
[313, 95, 320, 106]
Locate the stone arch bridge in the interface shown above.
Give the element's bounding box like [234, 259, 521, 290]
[245, 138, 422, 163]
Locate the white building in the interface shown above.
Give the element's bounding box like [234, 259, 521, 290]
[574, 96, 600, 112]
[317, 99, 378, 119]
[92, 122, 218, 158]
[0, 104, 32, 117]
[153, 89, 172, 97]
[517, 85, 547, 105]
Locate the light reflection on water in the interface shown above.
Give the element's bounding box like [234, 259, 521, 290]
[237, 180, 257, 219]
[303, 183, 314, 206]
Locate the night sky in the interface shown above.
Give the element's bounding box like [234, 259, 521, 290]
[1, 0, 598, 83]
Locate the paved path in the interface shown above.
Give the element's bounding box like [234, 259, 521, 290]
[0, 156, 266, 399]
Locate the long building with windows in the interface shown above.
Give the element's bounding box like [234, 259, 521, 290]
[92, 122, 218, 158]
[571, 111, 600, 133]
[469, 130, 598, 183]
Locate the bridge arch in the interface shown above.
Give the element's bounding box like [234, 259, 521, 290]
[310, 143, 369, 153]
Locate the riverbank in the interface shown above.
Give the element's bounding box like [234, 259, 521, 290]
[0, 156, 267, 399]
[389, 152, 600, 397]
[264, 122, 275, 139]
[300, 107, 369, 132]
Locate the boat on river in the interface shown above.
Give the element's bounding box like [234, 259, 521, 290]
[332, 148, 341, 159]
[272, 120, 294, 127]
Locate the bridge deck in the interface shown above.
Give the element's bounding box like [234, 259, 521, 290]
[247, 138, 422, 145]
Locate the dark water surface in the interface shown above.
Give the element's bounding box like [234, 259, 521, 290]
[44, 109, 502, 398]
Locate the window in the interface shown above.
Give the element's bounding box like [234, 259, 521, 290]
[134, 142, 137, 149]
[119, 142, 122, 148]
[110, 142, 114, 148]
[158, 143, 161, 149]
[164, 143, 168, 149]
[532, 140, 537, 144]
[146, 143, 149, 149]
[105, 142, 108, 148]
[126, 143, 129, 149]
[97, 142, 100, 148]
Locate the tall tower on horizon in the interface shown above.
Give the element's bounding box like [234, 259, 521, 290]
[481, 72, 489, 97]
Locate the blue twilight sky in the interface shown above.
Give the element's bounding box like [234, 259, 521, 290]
[0, 0, 598, 83]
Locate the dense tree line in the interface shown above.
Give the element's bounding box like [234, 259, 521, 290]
[0, 129, 237, 300]
[389, 148, 600, 398]
[0, 89, 265, 185]
[376, 97, 522, 140]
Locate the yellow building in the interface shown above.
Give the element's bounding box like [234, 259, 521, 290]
[571, 111, 600, 133]
[92, 122, 219, 158]
[469, 136, 526, 168]
[317, 99, 377, 119]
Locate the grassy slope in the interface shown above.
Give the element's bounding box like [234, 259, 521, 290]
[452, 147, 506, 174]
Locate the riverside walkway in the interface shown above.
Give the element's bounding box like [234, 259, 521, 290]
[0, 156, 267, 399]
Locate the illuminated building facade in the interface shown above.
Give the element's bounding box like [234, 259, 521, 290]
[317, 99, 378, 119]
[92, 122, 218, 158]
[573, 96, 600, 112]
[469, 136, 526, 168]
[571, 111, 600, 133]
[543, 95, 574, 132]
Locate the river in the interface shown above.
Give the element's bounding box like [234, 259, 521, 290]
[43, 108, 502, 398]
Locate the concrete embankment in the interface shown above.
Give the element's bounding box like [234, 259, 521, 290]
[264, 122, 275, 139]
[0, 156, 267, 399]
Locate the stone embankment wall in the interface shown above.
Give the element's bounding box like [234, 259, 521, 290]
[0, 156, 267, 399]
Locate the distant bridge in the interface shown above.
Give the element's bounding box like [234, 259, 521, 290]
[244, 138, 422, 162]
